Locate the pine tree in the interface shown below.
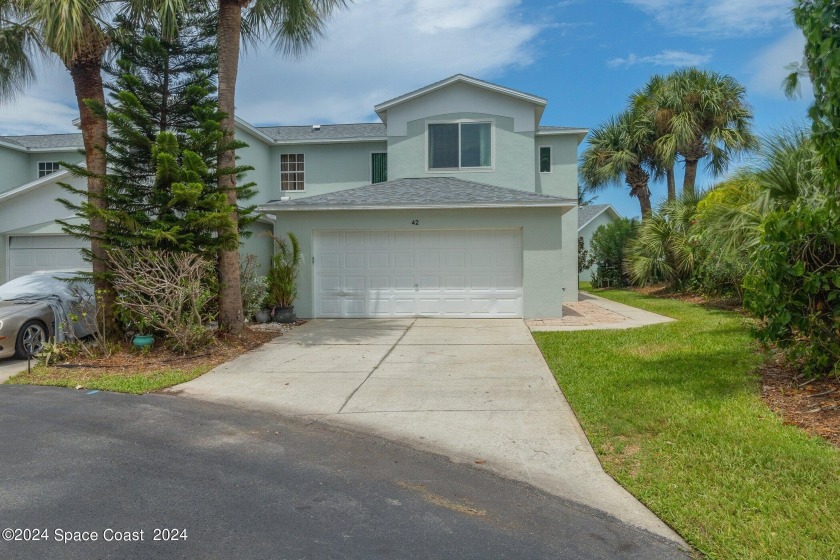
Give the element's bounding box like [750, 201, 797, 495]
[59, 10, 256, 262]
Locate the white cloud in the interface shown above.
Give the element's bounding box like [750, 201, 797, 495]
[625, 0, 791, 36]
[748, 28, 812, 99]
[0, 60, 80, 135]
[608, 49, 712, 68]
[236, 0, 542, 125]
[0, 0, 543, 132]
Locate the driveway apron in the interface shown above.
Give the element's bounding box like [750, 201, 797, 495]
[171, 318, 684, 544]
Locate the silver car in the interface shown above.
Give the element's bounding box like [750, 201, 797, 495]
[0, 272, 95, 359]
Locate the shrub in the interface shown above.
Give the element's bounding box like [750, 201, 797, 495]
[590, 218, 639, 288]
[109, 249, 216, 353]
[240, 254, 268, 320]
[578, 236, 594, 274]
[266, 233, 302, 308]
[628, 196, 700, 290]
[743, 202, 840, 376]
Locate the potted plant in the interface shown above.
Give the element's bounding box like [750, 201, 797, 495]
[266, 232, 302, 323]
[131, 316, 154, 349]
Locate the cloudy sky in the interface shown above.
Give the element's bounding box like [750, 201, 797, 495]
[0, 0, 812, 218]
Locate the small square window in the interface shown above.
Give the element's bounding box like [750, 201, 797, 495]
[280, 154, 304, 191]
[539, 147, 551, 173]
[38, 161, 60, 178]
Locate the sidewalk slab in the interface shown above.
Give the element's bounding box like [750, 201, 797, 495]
[528, 292, 675, 331]
[170, 317, 686, 547]
[0, 359, 27, 383]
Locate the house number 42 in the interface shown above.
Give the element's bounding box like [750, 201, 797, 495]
[411, 220, 420, 225]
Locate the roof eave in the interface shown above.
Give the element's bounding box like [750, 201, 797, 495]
[259, 201, 576, 212]
[270, 136, 387, 146]
[374, 74, 548, 118]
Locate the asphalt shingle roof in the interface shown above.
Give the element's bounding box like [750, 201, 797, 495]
[256, 123, 386, 142]
[0, 133, 84, 149]
[261, 177, 576, 211]
[578, 204, 613, 228]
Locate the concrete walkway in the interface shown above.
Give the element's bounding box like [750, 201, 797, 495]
[528, 292, 675, 331]
[170, 318, 685, 545]
[0, 358, 26, 383]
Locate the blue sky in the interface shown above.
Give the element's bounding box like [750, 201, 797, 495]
[0, 0, 812, 219]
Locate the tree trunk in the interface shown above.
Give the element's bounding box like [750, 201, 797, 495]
[666, 165, 676, 201]
[216, 0, 245, 333]
[626, 164, 653, 219]
[68, 59, 119, 337]
[682, 158, 698, 199]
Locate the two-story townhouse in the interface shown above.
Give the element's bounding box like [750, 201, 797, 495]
[0, 74, 585, 319]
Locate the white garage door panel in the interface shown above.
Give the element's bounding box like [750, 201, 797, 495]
[315, 229, 523, 318]
[8, 235, 89, 281]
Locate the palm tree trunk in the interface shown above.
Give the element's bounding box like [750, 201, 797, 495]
[626, 164, 653, 219]
[68, 59, 119, 336]
[682, 158, 698, 198]
[666, 165, 676, 201]
[216, 0, 245, 333]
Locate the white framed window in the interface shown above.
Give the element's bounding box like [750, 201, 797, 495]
[38, 161, 61, 178]
[539, 146, 551, 173]
[280, 153, 304, 191]
[427, 121, 492, 170]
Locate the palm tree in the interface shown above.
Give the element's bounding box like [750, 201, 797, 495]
[580, 108, 657, 218]
[648, 68, 756, 198]
[0, 0, 186, 332]
[632, 74, 678, 201]
[213, 0, 346, 333]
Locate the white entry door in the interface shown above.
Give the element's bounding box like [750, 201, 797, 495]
[314, 229, 523, 318]
[8, 235, 89, 281]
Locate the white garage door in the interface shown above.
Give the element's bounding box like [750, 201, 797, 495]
[315, 229, 523, 318]
[8, 235, 89, 281]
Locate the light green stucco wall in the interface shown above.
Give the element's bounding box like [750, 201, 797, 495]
[235, 128, 273, 206]
[0, 147, 30, 193]
[267, 141, 387, 201]
[387, 113, 536, 190]
[579, 212, 615, 281]
[534, 135, 579, 199]
[270, 207, 576, 319]
[27, 151, 85, 183]
[240, 220, 274, 277]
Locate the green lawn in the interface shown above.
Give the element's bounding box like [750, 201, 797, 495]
[5, 365, 210, 394]
[535, 286, 840, 560]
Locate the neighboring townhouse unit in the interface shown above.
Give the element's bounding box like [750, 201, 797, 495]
[0, 74, 586, 319]
[578, 204, 622, 282]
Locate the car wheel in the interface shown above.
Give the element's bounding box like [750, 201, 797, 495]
[14, 320, 48, 358]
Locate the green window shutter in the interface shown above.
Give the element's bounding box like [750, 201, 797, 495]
[371, 152, 387, 183]
[539, 146, 551, 173]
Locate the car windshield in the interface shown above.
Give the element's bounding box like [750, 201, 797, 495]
[0, 273, 92, 301]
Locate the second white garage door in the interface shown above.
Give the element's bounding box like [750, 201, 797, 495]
[315, 229, 523, 318]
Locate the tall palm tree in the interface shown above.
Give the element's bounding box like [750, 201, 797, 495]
[650, 68, 756, 198]
[632, 74, 677, 201]
[580, 108, 657, 218]
[213, 0, 346, 333]
[0, 0, 186, 332]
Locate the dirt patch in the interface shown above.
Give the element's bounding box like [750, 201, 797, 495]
[759, 356, 840, 448]
[39, 322, 303, 378]
[626, 284, 743, 312]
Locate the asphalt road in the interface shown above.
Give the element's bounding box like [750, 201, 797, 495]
[0, 386, 689, 560]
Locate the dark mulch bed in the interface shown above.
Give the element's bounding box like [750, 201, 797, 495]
[760, 356, 840, 448]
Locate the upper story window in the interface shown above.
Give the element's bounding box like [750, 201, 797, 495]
[539, 146, 551, 173]
[38, 161, 60, 178]
[280, 153, 304, 191]
[371, 152, 387, 184]
[428, 122, 491, 170]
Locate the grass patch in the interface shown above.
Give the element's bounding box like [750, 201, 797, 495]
[534, 287, 840, 559]
[6, 364, 210, 394]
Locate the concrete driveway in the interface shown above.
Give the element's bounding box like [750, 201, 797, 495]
[0, 358, 26, 383]
[171, 318, 685, 545]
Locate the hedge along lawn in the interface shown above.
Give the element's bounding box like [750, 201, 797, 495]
[534, 286, 840, 560]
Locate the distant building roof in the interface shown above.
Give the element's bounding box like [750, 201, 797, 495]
[578, 204, 621, 230]
[260, 177, 576, 212]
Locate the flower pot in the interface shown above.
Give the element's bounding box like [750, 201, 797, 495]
[273, 306, 296, 324]
[254, 309, 271, 323]
[132, 334, 154, 349]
